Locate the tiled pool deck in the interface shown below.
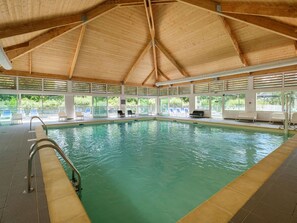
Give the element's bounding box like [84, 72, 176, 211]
[0, 116, 297, 223]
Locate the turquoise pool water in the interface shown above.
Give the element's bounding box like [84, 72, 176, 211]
[49, 121, 288, 223]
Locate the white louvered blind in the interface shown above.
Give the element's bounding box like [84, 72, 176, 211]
[0, 75, 16, 90]
[169, 87, 178, 95]
[138, 87, 147, 96]
[148, 88, 158, 96]
[92, 83, 106, 93]
[284, 72, 297, 87]
[225, 78, 248, 91]
[194, 83, 209, 93]
[210, 81, 224, 92]
[178, 86, 191, 95]
[253, 74, 283, 89]
[159, 88, 168, 96]
[44, 79, 67, 92]
[107, 85, 121, 94]
[19, 77, 42, 91]
[125, 86, 137, 95]
[72, 82, 90, 93]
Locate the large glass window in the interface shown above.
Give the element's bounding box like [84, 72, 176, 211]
[169, 97, 189, 117]
[42, 95, 65, 118]
[74, 96, 92, 116]
[224, 94, 245, 111]
[0, 94, 18, 121]
[138, 98, 149, 115]
[195, 96, 210, 110]
[147, 98, 156, 115]
[126, 98, 138, 114]
[160, 98, 169, 115]
[21, 94, 42, 117]
[93, 97, 107, 117]
[256, 92, 282, 111]
[108, 97, 120, 117]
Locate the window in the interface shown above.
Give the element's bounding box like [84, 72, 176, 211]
[21, 94, 42, 117]
[107, 85, 121, 94]
[159, 88, 168, 96]
[169, 87, 178, 95]
[195, 96, 210, 110]
[74, 96, 92, 116]
[125, 86, 137, 95]
[169, 97, 189, 117]
[225, 78, 248, 91]
[138, 87, 147, 96]
[92, 83, 106, 94]
[108, 97, 120, 117]
[160, 98, 169, 115]
[126, 98, 138, 114]
[194, 83, 209, 93]
[72, 82, 90, 93]
[93, 97, 107, 117]
[178, 86, 191, 95]
[147, 88, 158, 96]
[256, 92, 282, 111]
[253, 74, 283, 89]
[19, 77, 42, 91]
[44, 80, 67, 92]
[0, 76, 16, 90]
[0, 94, 18, 120]
[224, 94, 245, 111]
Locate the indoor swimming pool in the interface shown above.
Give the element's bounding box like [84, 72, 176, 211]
[48, 120, 289, 223]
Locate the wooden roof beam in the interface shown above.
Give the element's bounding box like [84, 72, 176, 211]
[0, 0, 150, 39]
[68, 25, 86, 80]
[155, 40, 190, 77]
[122, 40, 152, 83]
[294, 41, 297, 55]
[218, 16, 248, 66]
[157, 68, 170, 80]
[178, 0, 297, 41]
[28, 52, 32, 74]
[220, 2, 297, 18]
[144, 0, 158, 79]
[142, 69, 155, 85]
[119, 0, 177, 7]
[6, 3, 117, 60]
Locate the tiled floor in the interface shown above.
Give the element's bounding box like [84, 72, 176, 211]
[0, 124, 49, 223]
[230, 148, 297, 223]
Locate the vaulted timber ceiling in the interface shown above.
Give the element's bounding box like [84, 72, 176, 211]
[0, 0, 297, 87]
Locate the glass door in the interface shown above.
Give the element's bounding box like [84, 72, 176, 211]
[211, 96, 223, 118]
[93, 97, 107, 117]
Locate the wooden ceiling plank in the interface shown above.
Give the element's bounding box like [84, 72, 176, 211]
[123, 40, 152, 83]
[6, 4, 117, 60]
[68, 25, 86, 79]
[221, 2, 297, 18]
[0, 14, 82, 40]
[157, 68, 170, 80]
[144, 0, 158, 79]
[218, 16, 248, 66]
[178, 0, 297, 41]
[142, 69, 155, 85]
[155, 40, 190, 77]
[294, 41, 297, 55]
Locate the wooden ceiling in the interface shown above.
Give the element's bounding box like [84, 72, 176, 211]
[0, 0, 297, 87]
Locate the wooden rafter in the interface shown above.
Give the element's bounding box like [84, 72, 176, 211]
[155, 40, 190, 77]
[119, 0, 177, 7]
[29, 52, 32, 74]
[157, 68, 170, 80]
[5, 3, 117, 60]
[294, 41, 297, 55]
[69, 25, 86, 79]
[218, 16, 248, 66]
[220, 2, 297, 18]
[142, 69, 155, 85]
[179, 0, 297, 41]
[144, 0, 158, 80]
[122, 40, 152, 83]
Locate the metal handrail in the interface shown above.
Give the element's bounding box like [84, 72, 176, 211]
[29, 116, 48, 135]
[27, 140, 82, 197]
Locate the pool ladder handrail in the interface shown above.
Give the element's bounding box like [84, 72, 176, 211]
[29, 116, 48, 135]
[27, 138, 82, 197]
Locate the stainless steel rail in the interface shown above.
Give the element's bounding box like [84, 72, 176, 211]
[29, 116, 48, 135]
[27, 139, 82, 197]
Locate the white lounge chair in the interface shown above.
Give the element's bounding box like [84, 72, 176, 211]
[58, 111, 67, 121]
[76, 112, 84, 120]
[11, 113, 23, 124]
[237, 112, 257, 122]
[270, 112, 285, 123]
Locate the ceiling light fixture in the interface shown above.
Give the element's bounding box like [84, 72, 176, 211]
[155, 57, 297, 87]
[0, 46, 12, 70]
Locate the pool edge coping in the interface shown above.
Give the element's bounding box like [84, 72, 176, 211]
[35, 125, 91, 223]
[178, 132, 297, 223]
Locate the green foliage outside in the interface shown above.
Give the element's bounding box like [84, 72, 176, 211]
[224, 94, 245, 110]
[0, 94, 18, 109]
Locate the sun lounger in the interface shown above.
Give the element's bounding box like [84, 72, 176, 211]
[58, 111, 67, 121]
[270, 112, 285, 123]
[237, 112, 257, 122]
